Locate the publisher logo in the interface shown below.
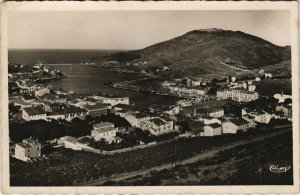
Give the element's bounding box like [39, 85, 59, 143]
[269, 165, 291, 173]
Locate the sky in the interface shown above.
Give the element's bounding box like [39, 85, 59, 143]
[8, 10, 291, 50]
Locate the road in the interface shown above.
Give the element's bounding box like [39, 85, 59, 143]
[77, 125, 292, 186]
[219, 62, 250, 72]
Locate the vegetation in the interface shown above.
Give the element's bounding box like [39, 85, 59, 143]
[9, 118, 92, 143]
[111, 130, 293, 185]
[10, 125, 290, 186]
[9, 113, 130, 143]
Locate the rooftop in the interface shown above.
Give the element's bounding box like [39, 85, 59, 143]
[230, 118, 249, 126]
[206, 122, 221, 129]
[50, 104, 86, 115]
[64, 136, 78, 144]
[16, 142, 32, 149]
[84, 103, 109, 110]
[133, 112, 150, 119]
[92, 126, 116, 133]
[23, 106, 46, 116]
[149, 117, 167, 126]
[94, 122, 114, 129]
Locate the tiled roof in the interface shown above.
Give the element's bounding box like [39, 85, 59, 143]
[133, 112, 150, 119]
[64, 136, 77, 144]
[23, 106, 46, 116]
[84, 103, 109, 110]
[206, 122, 221, 129]
[93, 126, 116, 133]
[230, 118, 249, 126]
[149, 118, 167, 126]
[94, 122, 114, 129]
[16, 143, 32, 149]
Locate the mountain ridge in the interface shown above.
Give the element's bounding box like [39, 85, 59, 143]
[95, 29, 291, 77]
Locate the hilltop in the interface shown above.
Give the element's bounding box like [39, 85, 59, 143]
[95, 29, 291, 77]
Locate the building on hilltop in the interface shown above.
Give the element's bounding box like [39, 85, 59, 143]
[14, 138, 41, 162]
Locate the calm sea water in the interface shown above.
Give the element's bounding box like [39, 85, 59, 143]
[9, 49, 179, 107]
[8, 49, 120, 65]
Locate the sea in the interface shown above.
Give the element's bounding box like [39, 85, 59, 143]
[8, 49, 180, 107]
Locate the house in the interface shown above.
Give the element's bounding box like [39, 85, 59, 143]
[14, 138, 41, 162]
[217, 89, 259, 102]
[92, 94, 129, 106]
[112, 104, 141, 117]
[62, 136, 94, 151]
[68, 99, 84, 108]
[62, 136, 79, 150]
[39, 94, 67, 104]
[125, 112, 153, 127]
[276, 103, 292, 119]
[22, 106, 47, 121]
[21, 95, 36, 103]
[34, 87, 50, 97]
[83, 103, 109, 116]
[91, 122, 117, 143]
[222, 118, 250, 134]
[163, 106, 181, 116]
[47, 103, 86, 121]
[242, 108, 273, 124]
[242, 114, 256, 128]
[194, 107, 224, 118]
[273, 93, 292, 103]
[203, 123, 222, 136]
[140, 117, 175, 136]
[188, 120, 205, 136]
[199, 116, 222, 125]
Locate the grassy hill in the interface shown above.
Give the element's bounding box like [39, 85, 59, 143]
[96, 28, 291, 77]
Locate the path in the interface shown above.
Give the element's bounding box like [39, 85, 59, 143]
[219, 62, 250, 72]
[77, 125, 291, 186]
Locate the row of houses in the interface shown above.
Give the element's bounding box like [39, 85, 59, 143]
[188, 116, 253, 137]
[217, 88, 259, 102]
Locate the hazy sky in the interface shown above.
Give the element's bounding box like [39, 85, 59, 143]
[8, 10, 290, 50]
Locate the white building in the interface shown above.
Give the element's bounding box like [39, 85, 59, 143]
[195, 107, 224, 118]
[242, 108, 273, 124]
[91, 122, 117, 143]
[35, 87, 50, 97]
[140, 117, 175, 136]
[14, 138, 41, 162]
[203, 123, 222, 136]
[92, 95, 129, 106]
[125, 113, 153, 128]
[22, 106, 47, 121]
[222, 118, 250, 134]
[217, 89, 259, 102]
[273, 93, 292, 103]
[62, 136, 93, 151]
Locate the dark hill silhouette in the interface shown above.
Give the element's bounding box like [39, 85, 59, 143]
[96, 28, 290, 76]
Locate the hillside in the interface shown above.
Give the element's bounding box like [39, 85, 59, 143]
[96, 28, 291, 77]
